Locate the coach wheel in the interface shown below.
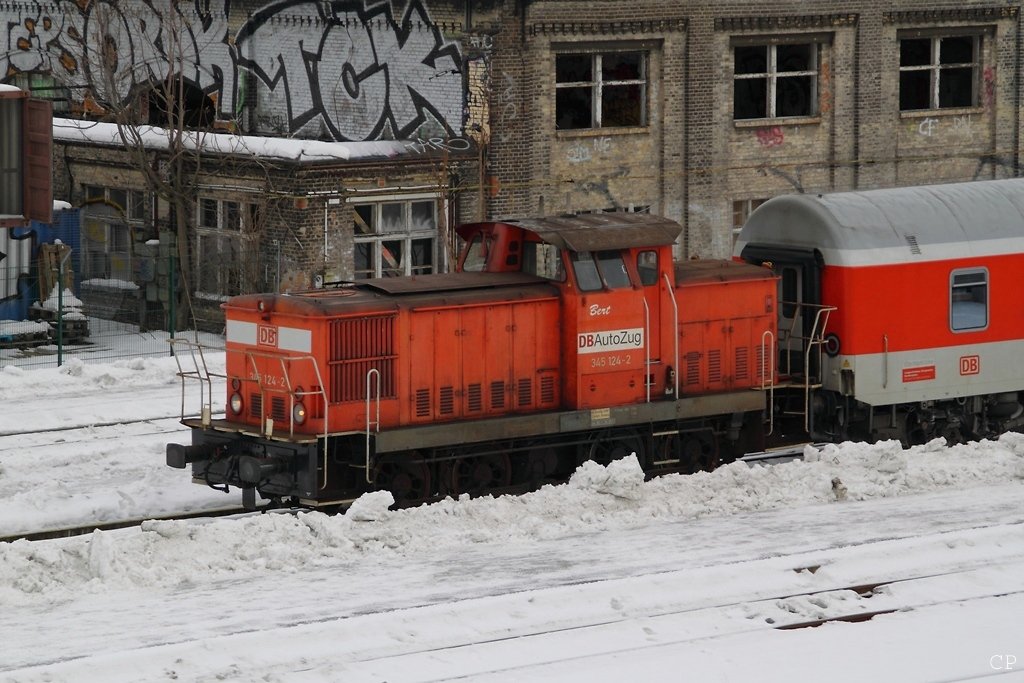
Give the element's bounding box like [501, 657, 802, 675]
[679, 431, 718, 473]
[373, 452, 432, 507]
[588, 432, 645, 468]
[447, 454, 512, 497]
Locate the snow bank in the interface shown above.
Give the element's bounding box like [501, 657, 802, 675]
[0, 353, 225, 402]
[1, 436, 1022, 607]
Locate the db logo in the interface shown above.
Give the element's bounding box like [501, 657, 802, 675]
[959, 355, 980, 376]
[258, 324, 278, 347]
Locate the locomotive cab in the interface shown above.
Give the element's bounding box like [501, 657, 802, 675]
[456, 215, 681, 408]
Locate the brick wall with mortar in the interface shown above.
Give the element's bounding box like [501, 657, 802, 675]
[487, 0, 1022, 258]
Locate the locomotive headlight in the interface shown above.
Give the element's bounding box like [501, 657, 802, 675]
[229, 392, 244, 415]
[292, 401, 307, 425]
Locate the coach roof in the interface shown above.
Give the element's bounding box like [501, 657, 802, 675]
[737, 178, 1024, 266]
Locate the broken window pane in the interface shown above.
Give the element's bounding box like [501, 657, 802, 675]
[602, 84, 642, 127]
[777, 44, 811, 72]
[556, 87, 593, 129]
[556, 54, 592, 83]
[940, 36, 974, 64]
[735, 46, 767, 74]
[939, 67, 974, 107]
[777, 76, 813, 117]
[900, 39, 930, 67]
[899, 71, 931, 110]
[734, 78, 767, 119]
[603, 52, 641, 80]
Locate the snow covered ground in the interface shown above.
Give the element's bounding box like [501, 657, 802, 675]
[2, 353, 1024, 681]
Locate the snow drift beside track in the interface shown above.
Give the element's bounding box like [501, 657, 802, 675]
[1, 435, 1022, 607]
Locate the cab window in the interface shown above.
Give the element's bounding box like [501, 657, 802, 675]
[572, 251, 603, 291]
[460, 233, 488, 272]
[523, 241, 565, 281]
[637, 250, 658, 285]
[571, 250, 630, 291]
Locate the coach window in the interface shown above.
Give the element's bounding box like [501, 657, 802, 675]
[950, 268, 987, 331]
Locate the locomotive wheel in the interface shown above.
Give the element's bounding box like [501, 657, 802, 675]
[679, 431, 718, 473]
[373, 452, 432, 507]
[512, 446, 559, 487]
[588, 432, 645, 468]
[446, 454, 512, 497]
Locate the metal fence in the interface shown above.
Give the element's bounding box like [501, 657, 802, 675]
[0, 259, 225, 371]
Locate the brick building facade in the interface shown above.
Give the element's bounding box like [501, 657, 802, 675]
[2, 0, 1021, 327]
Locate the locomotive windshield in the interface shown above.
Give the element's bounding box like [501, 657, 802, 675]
[522, 241, 565, 281]
[571, 250, 630, 291]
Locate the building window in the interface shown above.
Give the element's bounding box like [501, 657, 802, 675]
[950, 268, 987, 332]
[353, 197, 438, 278]
[734, 42, 818, 120]
[899, 34, 980, 111]
[556, 51, 647, 130]
[195, 197, 256, 299]
[0, 98, 19, 217]
[732, 198, 767, 242]
[9, 73, 70, 114]
[81, 186, 146, 282]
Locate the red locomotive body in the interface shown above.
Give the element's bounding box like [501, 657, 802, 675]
[169, 213, 776, 507]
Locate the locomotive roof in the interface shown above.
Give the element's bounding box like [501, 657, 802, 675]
[472, 213, 683, 251]
[736, 178, 1024, 266]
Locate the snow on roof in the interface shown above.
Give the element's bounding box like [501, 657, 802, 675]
[52, 117, 461, 164]
[0, 83, 23, 93]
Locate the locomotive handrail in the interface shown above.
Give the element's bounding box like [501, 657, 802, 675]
[365, 368, 381, 484]
[239, 350, 328, 437]
[642, 297, 651, 403]
[168, 338, 222, 426]
[882, 334, 889, 389]
[663, 272, 679, 398]
[761, 329, 776, 435]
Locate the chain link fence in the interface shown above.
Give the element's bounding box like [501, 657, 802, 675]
[0, 233, 225, 371]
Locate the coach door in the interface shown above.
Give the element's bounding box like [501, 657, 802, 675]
[739, 246, 823, 381]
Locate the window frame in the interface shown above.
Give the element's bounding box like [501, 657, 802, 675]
[732, 39, 821, 121]
[195, 196, 257, 300]
[555, 49, 649, 131]
[350, 194, 441, 279]
[81, 185, 146, 282]
[949, 267, 988, 332]
[898, 32, 982, 112]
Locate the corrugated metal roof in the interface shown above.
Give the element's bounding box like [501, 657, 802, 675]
[736, 178, 1024, 265]
[496, 212, 683, 251]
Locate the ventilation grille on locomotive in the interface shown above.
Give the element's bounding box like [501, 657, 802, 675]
[440, 386, 455, 415]
[540, 375, 556, 404]
[708, 349, 722, 384]
[685, 351, 701, 386]
[415, 388, 430, 417]
[468, 384, 483, 412]
[517, 378, 532, 407]
[490, 381, 506, 409]
[735, 346, 749, 381]
[249, 393, 262, 418]
[329, 315, 397, 403]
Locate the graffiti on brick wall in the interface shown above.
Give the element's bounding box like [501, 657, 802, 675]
[0, 0, 463, 141]
[755, 126, 784, 147]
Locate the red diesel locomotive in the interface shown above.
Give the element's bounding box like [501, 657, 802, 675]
[168, 212, 776, 508]
[168, 178, 1024, 508]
